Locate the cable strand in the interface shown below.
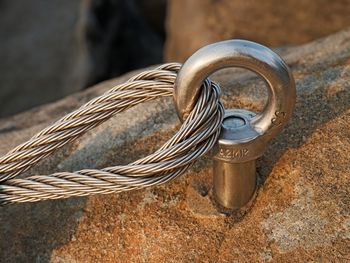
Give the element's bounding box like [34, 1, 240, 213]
[0, 62, 224, 204]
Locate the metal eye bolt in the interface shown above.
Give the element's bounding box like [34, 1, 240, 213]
[174, 40, 296, 209]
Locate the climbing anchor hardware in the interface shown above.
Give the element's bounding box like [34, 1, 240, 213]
[0, 40, 295, 209]
[174, 40, 296, 209]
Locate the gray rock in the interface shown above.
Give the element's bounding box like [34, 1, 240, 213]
[0, 0, 83, 118]
[0, 30, 349, 262]
[0, 0, 166, 118]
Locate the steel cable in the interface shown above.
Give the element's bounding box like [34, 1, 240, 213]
[0, 63, 224, 204]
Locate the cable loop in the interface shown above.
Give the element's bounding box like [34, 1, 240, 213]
[0, 63, 224, 204]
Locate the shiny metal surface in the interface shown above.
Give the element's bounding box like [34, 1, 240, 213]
[212, 109, 261, 209]
[0, 40, 294, 206]
[174, 40, 296, 209]
[0, 63, 224, 204]
[213, 159, 256, 208]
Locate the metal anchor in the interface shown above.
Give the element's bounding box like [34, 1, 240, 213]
[174, 40, 296, 209]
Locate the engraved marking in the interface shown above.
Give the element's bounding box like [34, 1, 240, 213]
[219, 148, 249, 159]
[271, 111, 286, 126]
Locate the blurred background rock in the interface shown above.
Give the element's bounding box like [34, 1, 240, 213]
[0, 0, 166, 117]
[1, 0, 350, 117]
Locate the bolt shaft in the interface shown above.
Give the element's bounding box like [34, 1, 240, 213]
[213, 159, 256, 209]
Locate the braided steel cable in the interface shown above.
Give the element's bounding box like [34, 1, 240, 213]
[0, 63, 224, 204]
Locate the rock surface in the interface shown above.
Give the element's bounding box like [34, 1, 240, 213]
[0, 0, 166, 118]
[165, 0, 350, 62]
[0, 30, 349, 262]
[0, 0, 83, 118]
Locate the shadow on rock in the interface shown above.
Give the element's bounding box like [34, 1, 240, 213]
[0, 198, 86, 262]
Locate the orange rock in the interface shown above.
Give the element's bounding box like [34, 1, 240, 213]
[0, 30, 349, 262]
